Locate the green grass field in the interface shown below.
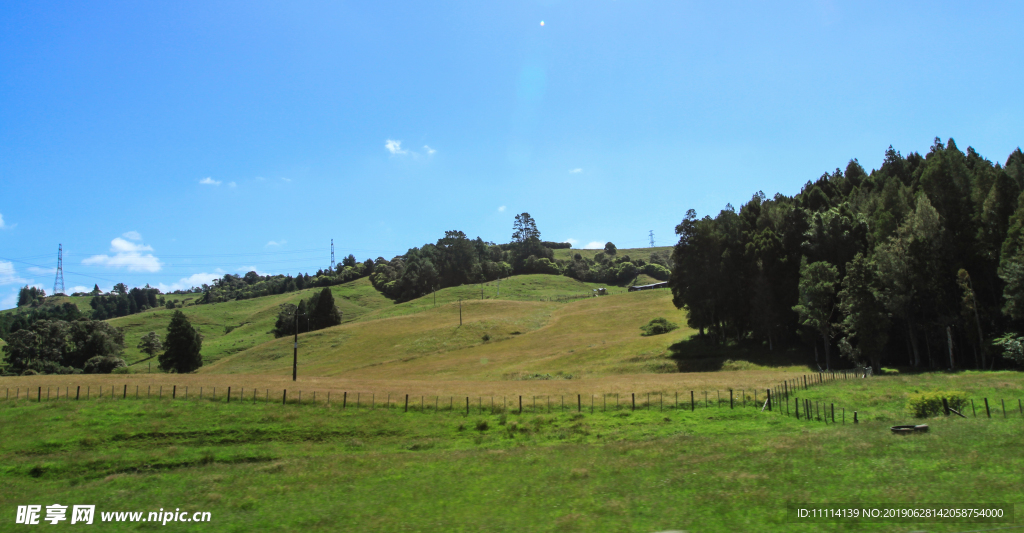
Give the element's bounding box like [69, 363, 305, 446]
[2, 371, 1021, 532]
[4, 264, 1023, 531]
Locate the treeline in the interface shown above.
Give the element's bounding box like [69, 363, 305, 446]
[90, 284, 162, 320]
[668, 138, 1024, 373]
[203, 255, 374, 303]
[0, 302, 82, 341]
[1, 318, 126, 375]
[272, 287, 342, 337]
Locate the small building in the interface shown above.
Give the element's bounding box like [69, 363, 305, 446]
[593, 288, 608, 296]
[628, 282, 668, 292]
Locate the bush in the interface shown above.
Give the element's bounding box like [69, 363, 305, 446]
[112, 366, 132, 375]
[83, 356, 127, 374]
[475, 420, 489, 431]
[907, 391, 967, 418]
[643, 263, 671, 281]
[21, 369, 39, 376]
[481, 334, 490, 342]
[640, 317, 679, 336]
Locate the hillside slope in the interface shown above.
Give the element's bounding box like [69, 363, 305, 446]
[205, 289, 691, 380]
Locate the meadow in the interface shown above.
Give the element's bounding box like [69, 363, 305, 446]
[3, 255, 1024, 531]
[1, 371, 1021, 532]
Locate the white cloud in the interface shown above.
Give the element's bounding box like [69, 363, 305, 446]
[236, 266, 271, 276]
[424, 145, 436, 155]
[68, 285, 91, 294]
[569, 168, 583, 173]
[564, 238, 578, 246]
[281, 177, 292, 183]
[229, 181, 237, 187]
[385, 139, 408, 155]
[122, 230, 142, 241]
[256, 176, 266, 181]
[82, 236, 162, 273]
[156, 272, 223, 293]
[0, 261, 29, 286]
[583, 241, 605, 249]
[0, 212, 5, 229]
[498, 206, 507, 212]
[27, 266, 54, 275]
[1, 290, 17, 310]
[199, 177, 222, 185]
[266, 240, 286, 247]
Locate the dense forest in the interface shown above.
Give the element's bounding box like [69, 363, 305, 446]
[669, 139, 1024, 373]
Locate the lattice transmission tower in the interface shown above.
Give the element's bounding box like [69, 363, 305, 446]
[648, 230, 655, 247]
[330, 239, 335, 270]
[53, 244, 65, 295]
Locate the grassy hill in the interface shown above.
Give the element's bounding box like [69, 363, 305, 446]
[205, 287, 691, 379]
[552, 245, 673, 263]
[101, 274, 626, 370]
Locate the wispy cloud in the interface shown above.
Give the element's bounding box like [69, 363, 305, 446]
[68, 285, 91, 294]
[229, 181, 237, 188]
[386, 139, 436, 158]
[280, 177, 292, 183]
[122, 230, 142, 241]
[266, 240, 286, 247]
[0, 212, 6, 229]
[82, 236, 162, 272]
[0, 261, 29, 286]
[156, 271, 223, 293]
[199, 177, 222, 185]
[385, 139, 408, 155]
[1, 290, 17, 310]
[583, 241, 605, 249]
[27, 266, 54, 276]
[569, 168, 583, 174]
[564, 238, 578, 246]
[498, 206, 507, 212]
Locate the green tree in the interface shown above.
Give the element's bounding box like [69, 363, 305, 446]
[604, 242, 617, 256]
[512, 213, 540, 244]
[160, 310, 203, 373]
[310, 287, 342, 330]
[137, 331, 163, 358]
[837, 253, 889, 373]
[792, 260, 839, 370]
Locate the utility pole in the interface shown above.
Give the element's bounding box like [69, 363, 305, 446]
[459, 299, 462, 326]
[292, 311, 306, 381]
[330, 239, 335, 270]
[648, 230, 655, 248]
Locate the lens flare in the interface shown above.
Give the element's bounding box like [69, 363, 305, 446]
[540, 21, 545, 26]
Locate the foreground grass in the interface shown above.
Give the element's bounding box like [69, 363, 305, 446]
[2, 372, 1021, 532]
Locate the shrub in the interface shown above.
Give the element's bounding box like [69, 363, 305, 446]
[84, 356, 127, 374]
[640, 317, 679, 336]
[475, 420, 489, 431]
[112, 366, 132, 375]
[907, 391, 967, 418]
[643, 263, 671, 281]
[481, 333, 490, 342]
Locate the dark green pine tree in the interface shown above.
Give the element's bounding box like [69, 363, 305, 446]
[160, 310, 203, 373]
[311, 287, 342, 330]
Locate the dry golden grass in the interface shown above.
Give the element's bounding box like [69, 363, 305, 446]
[0, 368, 796, 402]
[205, 290, 699, 380]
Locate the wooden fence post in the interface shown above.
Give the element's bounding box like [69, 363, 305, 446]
[1002, 399, 1006, 418]
[226, 387, 230, 403]
[519, 395, 522, 414]
[691, 391, 694, 411]
[76, 386, 80, 400]
[730, 390, 733, 409]
[343, 391, 347, 409]
[853, 411, 858, 424]
[984, 398, 991, 418]
[766, 389, 771, 411]
[405, 394, 409, 412]
[283, 389, 287, 405]
[831, 403, 835, 423]
[631, 393, 635, 411]
[173, 385, 176, 399]
[578, 394, 581, 412]
[942, 397, 950, 416]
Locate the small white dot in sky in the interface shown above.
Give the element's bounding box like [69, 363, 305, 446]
[540, 21, 544, 26]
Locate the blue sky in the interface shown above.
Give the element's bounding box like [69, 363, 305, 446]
[1, 1, 1022, 308]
